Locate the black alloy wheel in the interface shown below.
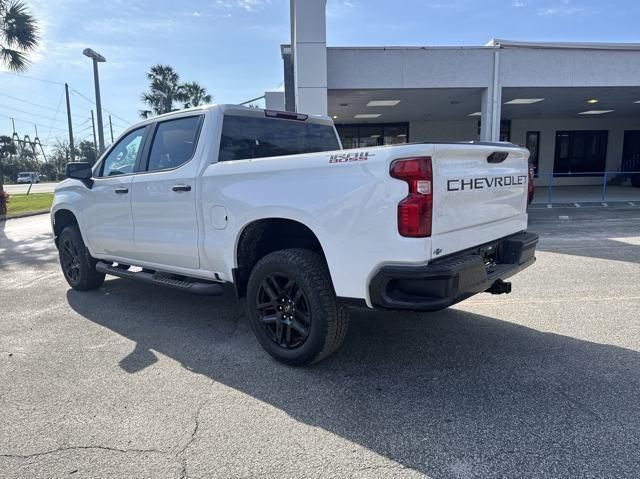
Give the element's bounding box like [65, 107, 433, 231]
[256, 272, 311, 349]
[57, 224, 105, 291]
[60, 236, 82, 283]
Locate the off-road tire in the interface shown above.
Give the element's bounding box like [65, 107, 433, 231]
[246, 248, 349, 366]
[58, 224, 105, 291]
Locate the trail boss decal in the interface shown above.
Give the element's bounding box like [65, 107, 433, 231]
[329, 151, 374, 163]
[447, 175, 528, 191]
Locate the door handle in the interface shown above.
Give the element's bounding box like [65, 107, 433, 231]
[114, 188, 129, 194]
[172, 184, 192, 192]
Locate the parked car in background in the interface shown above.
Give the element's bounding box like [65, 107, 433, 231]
[17, 172, 40, 184]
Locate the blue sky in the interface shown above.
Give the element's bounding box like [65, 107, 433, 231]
[1, 0, 639, 150]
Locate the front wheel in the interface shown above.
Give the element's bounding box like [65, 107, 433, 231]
[58, 224, 105, 291]
[246, 248, 349, 366]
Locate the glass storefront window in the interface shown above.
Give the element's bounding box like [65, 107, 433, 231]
[358, 126, 384, 147]
[335, 123, 409, 149]
[384, 125, 409, 145]
[338, 126, 358, 149]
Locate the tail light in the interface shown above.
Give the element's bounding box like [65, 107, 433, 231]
[390, 156, 432, 237]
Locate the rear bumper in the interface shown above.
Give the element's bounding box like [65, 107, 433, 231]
[369, 231, 538, 311]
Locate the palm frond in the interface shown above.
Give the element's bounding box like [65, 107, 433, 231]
[1, 0, 39, 51]
[0, 46, 28, 71]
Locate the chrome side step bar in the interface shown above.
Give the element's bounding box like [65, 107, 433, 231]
[96, 261, 224, 296]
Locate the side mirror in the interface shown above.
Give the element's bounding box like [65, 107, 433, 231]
[65, 162, 92, 180]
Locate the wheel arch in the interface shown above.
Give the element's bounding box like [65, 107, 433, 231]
[233, 217, 328, 298]
[52, 208, 79, 248]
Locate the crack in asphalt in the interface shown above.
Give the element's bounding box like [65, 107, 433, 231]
[178, 400, 207, 479]
[0, 444, 167, 459]
[1, 402, 210, 479]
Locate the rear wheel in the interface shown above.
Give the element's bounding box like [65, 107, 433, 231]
[246, 248, 348, 366]
[58, 224, 105, 291]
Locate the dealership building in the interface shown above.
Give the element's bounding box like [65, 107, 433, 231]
[266, 0, 640, 190]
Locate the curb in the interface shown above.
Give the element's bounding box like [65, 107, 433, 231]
[529, 200, 638, 209]
[0, 209, 50, 221]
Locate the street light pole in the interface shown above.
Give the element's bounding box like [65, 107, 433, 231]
[83, 48, 106, 155]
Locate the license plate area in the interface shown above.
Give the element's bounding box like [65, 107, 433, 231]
[479, 245, 498, 274]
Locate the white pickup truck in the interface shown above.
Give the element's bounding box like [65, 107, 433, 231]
[52, 104, 538, 365]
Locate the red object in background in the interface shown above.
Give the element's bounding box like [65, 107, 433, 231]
[528, 162, 535, 205]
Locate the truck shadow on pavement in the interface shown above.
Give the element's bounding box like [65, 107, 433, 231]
[0, 219, 56, 272]
[67, 279, 640, 478]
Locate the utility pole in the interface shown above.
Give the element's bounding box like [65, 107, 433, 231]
[91, 110, 98, 159]
[109, 115, 114, 143]
[65, 83, 75, 162]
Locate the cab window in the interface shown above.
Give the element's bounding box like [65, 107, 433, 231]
[99, 127, 145, 177]
[146, 116, 202, 172]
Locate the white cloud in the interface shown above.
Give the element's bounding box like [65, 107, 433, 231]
[215, 0, 272, 12]
[512, 1, 526, 7]
[539, 6, 586, 15]
[83, 18, 177, 35]
[327, 0, 356, 17]
[538, 0, 590, 16]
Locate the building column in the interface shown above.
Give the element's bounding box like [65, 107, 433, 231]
[290, 0, 328, 116]
[480, 49, 502, 142]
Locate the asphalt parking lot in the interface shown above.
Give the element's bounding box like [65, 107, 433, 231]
[1, 207, 639, 478]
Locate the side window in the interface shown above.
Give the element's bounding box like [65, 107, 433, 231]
[146, 116, 202, 172]
[99, 127, 145, 177]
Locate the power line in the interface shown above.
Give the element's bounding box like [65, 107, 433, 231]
[70, 88, 133, 125]
[0, 92, 88, 120]
[0, 70, 65, 86]
[0, 104, 68, 124]
[0, 70, 135, 127]
[0, 114, 68, 132]
[45, 91, 65, 143]
[75, 124, 94, 134]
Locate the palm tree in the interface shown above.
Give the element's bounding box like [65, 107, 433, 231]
[0, 0, 38, 215]
[139, 65, 186, 119]
[182, 81, 212, 108]
[0, 0, 38, 71]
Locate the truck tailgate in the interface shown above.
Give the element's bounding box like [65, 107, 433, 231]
[430, 143, 530, 258]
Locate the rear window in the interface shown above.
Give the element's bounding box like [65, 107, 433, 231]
[218, 115, 340, 162]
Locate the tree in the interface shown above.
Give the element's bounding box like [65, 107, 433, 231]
[48, 139, 78, 180]
[139, 65, 185, 119]
[0, 0, 39, 215]
[0, 134, 17, 181]
[139, 65, 213, 118]
[182, 81, 212, 108]
[0, 0, 38, 71]
[77, 140, 97, 166]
